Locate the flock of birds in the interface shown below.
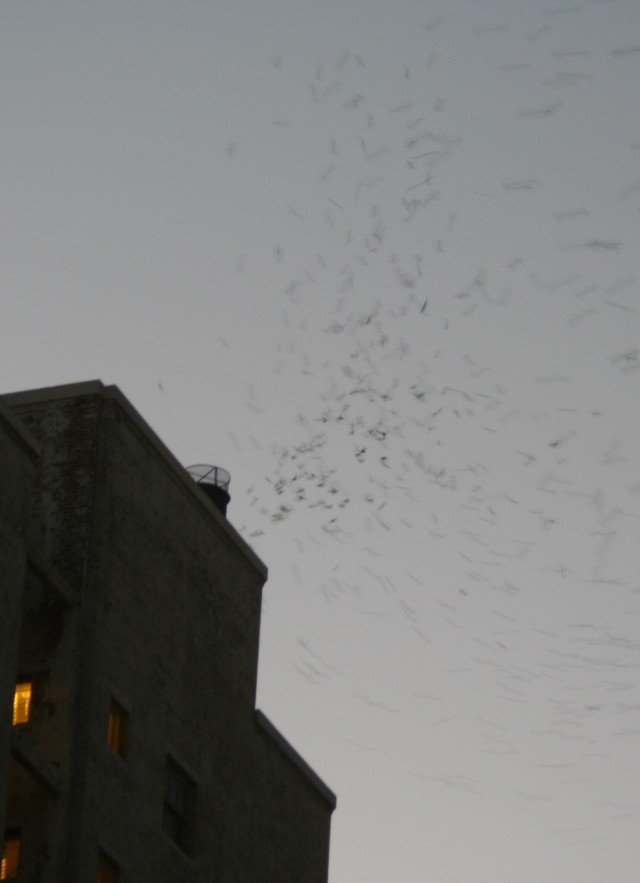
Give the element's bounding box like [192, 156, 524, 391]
[211, 5, 639, 879]
[2, 1, 639, 878]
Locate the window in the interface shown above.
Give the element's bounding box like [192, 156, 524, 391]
[12, 682, 32, 726]
[162, 758, 195, 854]
[97, 852, 119, 883]
[1, 831, 20, 880]
[107, 698, 128, 758]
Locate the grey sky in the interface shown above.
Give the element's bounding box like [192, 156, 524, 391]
[2, 2, 640, 880]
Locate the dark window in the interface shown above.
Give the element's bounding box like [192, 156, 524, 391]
[162, 758, 196, 854]
[107, 698, 129, 758]
[97, 851, 119, 883]
[1, 830, 21, 880]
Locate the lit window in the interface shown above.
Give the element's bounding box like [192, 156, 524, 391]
[162, 758, 195, 854]
[97, 851, 119, 883]
[13, 682, 32, 726]
[107, 699, 128, 758]
[1, 831, 20, 880]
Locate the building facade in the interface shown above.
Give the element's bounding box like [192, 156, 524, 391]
[0, 381, 335, 882]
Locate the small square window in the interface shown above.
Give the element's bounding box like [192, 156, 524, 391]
[13, 682, 32, 726]
[107, 698, 128, 758]
[1, 831, 21, 880]
[97, 851, 119, 883]
[162, 758, 195, 854]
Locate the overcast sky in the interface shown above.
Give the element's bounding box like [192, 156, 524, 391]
[2, 2, 640, 880]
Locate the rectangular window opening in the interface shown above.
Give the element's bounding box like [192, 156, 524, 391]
[107, 698, 129, 758]
[1, 831, 21, 880]
[162, 758, 196, 855]
[13, 682, 32, 726]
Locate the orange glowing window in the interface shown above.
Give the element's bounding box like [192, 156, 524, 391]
[97, 851, 119, 883]
[1, 831, 20, 879]
[12, 682, 32, 726]
[107, 698, 128, 758]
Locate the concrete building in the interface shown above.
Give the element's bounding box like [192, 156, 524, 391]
[0, 381, 335, 882]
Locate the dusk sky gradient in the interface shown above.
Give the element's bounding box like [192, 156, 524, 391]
[2, 2, 640, 880]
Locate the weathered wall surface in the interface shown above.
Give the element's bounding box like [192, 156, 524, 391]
[2, 382, 334, 882]
[0, 400, 37, 839]
[235, 713, 335, 883]
[64, 391, 268, 881]
[2, 387, 102, 883]
[8, 387, 102, 592]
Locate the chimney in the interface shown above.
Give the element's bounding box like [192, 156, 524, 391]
[186, 465, 231, 516]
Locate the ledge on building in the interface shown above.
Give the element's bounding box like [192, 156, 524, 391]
[28, 552, 74, 608]
[11, 727, 63, 795]
[254, 709, 336, 810]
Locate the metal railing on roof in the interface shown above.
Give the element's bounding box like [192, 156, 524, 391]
[186, 464, 230, 492]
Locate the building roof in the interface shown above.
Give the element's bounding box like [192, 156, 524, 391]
[2, 380, 267, 580]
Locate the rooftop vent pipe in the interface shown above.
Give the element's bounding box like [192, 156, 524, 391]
[186, 465, 231, 516]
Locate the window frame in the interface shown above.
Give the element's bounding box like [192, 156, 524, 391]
[97, 850, 119, 883]
[162, 757, 196, 855]
[107, 697, 129, 759]
[1, 829, 21, 880]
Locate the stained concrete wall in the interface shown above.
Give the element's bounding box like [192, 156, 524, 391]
[2, 382, 334, 883]
[0, 400, 38, 839]
[3, 386, 103, 883]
